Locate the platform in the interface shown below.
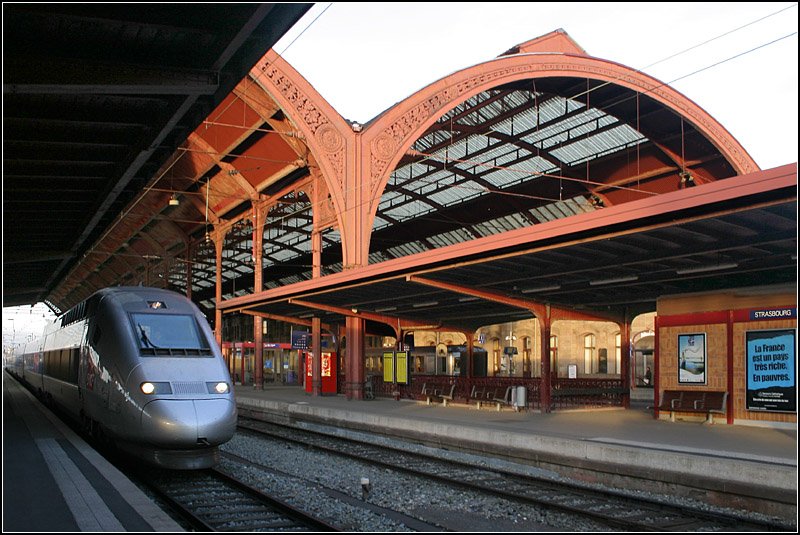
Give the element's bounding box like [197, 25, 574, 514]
[2, 371, 184, 532]
[233, 384, 797, 515]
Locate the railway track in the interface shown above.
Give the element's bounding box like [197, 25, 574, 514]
[237, 416, 793, 532]
[136, 464, 338, 532]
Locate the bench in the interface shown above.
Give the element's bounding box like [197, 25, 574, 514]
[657, 390, 727, 424]
[492, 386, 514, 411]
[470, 385, 494, 409]
[438, 383, 457, 407]
[421, 383, 439, 405]
[421, 383, 456, 406]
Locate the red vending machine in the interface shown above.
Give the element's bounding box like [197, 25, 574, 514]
[304, 351, 312, 393]
[321, 351, 337, 394]
[304, 351, 338, 394]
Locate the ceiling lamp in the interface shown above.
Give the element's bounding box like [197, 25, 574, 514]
[168, 193, 180, 206]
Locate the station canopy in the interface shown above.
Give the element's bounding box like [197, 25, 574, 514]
[4, 23, 796, 331]
[2, 3, 311, 309]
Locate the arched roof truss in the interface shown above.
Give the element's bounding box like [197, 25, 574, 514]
[366, 74, 754, 266]
[48, 71, 323, 313]
[357, 31, 758, 274]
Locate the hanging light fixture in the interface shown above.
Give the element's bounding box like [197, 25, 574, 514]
[167, 166, 180, 206]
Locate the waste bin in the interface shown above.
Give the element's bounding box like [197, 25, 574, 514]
[513, 385, 527, 411]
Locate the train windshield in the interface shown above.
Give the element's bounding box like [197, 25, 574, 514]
[132, 313, 209, 351]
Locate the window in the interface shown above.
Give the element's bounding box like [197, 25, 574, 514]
[523, 336, 533, 376]
[584, 334, 596, 374]
[615, 332, 622, 375]
[492, 338, 500, 375]
[550, 335, 558, 375]
[132, 313, 209, 351]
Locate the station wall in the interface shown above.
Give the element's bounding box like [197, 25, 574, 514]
[656, 288, 796, 426]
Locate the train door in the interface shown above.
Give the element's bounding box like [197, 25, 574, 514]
[81, 318, 109, 416]
[77, 322, 89, 405]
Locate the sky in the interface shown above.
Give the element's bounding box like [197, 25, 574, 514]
[2, 302, 56, 354]
[272, 1, 798, 170]
[3, 2, 797, 345]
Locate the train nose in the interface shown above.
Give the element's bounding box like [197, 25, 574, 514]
[140, 399, 237, 447]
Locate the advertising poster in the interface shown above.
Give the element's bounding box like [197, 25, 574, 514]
[678, 333, 706, 384]
[746, 329, 796, 412]
[321, 352, 331, 377]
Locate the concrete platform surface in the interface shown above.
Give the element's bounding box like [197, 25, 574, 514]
[2, 371, 184, 532]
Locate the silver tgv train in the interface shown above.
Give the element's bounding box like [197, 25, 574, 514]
[5, 286, 237, 469]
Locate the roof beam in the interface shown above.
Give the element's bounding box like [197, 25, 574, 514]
[4, 59, 219, 95]
[288, 298, 462, 335]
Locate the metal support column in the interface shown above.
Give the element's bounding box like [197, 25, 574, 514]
[539, 305, 552, 413]
[345, 315, 365, 400]
[312, 316, 322, 396]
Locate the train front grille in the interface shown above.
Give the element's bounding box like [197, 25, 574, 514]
[172, 381, 206, 394]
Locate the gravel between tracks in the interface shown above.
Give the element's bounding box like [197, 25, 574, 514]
[220, 429, 609, 531]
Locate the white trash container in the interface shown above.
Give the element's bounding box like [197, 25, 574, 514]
[513, 385, 527, 411]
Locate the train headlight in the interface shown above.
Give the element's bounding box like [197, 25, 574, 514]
[140, 381, 172, 395]
[207, 381, 229, 394]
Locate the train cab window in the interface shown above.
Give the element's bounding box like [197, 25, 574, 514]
[132, 313, 210, 352]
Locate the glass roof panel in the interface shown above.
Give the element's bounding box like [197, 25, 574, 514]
[472, 213, 531, 237]
[428, 228, 474, 248]
[386, 241, 428, 257]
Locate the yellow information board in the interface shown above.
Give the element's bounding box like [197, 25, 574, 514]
[383, 352, 394, 383]
[396, 351, 408, 384]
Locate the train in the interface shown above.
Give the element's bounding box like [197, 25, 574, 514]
[4, 286, 237, 469]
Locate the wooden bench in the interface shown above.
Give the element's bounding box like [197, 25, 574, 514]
[657, 390, 727, 424]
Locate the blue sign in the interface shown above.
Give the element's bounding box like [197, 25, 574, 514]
[749, 308, 796, 321]
[291, 330, 309, 350]
[746, 329, 796, 413]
